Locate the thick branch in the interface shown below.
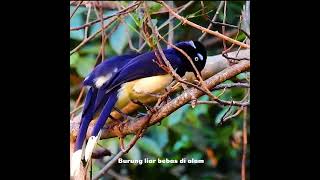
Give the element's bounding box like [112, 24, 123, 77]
[70, 49, 249, 140]
[70, 62, 249, 141]
[101, 60, 249, 138]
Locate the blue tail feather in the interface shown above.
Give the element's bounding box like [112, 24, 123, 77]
[75, 87, 97, 150]
[92, 89, 119, 136]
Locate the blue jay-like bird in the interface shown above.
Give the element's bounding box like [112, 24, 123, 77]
[71, 41, 207, 176]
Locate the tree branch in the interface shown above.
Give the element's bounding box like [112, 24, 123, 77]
[70, 49, 249, 139]
[159, 1, 250, 49]
[102, 60, 249, 138]
[70, 60, 249, 143]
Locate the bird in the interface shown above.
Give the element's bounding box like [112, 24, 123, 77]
[71, 40, 207, 176]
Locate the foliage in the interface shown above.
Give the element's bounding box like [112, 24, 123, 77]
[70, 1, 249, 179]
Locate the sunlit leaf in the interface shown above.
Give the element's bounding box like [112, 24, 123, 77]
[214, 106, 237, 125]
[75, 57, 96, 77]
[109, 17, 134, 55]
[70, 15, 84, 40]
[173, 135, 192, 152]
[236, 72, 249, 80]
[151, 19, 158, 26]
[137, 137, 162, 157]
[125, 144, 142, 161]
[150, 126, 169, 149]
[99, 138, 119, 155]
[70, 52, 80, 67]
[186, 151, 203, 160]
[166, 105, 189, 127]
[148, 1, 162, 13]
[89, 11, 118, 36]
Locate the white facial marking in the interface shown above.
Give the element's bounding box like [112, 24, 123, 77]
[189, 41, 196, 49]
[113, 67, 118, 73]
[94, 73, 112, 88]
[197, 53, 204, 61]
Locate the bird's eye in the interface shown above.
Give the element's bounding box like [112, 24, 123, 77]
[194, 57, 199, 61]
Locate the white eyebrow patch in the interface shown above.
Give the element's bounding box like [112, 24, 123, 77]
[189, 41, 196, 49]
[94, 73, 112, 88]
[197, 53, 204, 61]
[113, 67, 118, 73]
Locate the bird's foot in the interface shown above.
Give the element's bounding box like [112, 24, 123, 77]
[137, 112, 147, 118]
[113, 107, 136, 121]
[131, 100, 156, 114]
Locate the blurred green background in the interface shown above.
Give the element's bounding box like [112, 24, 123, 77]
[70, 1, 249, 179]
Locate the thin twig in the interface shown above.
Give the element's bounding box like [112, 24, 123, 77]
[219, 106, 244, 125]
[84, 5, 92, 39]
[70, 16, 118, 55]
[167, 1, 175, 48]
[93, 115, 152, 180]
[155, 29, 246, 107]
[93, 150, 125, 180]
[70, 87, 85, 120]
[241, 107, 248, 180]
[213, 83, 249, 90]
[222, 1, 228, 51]
[198, 1, 224, 41]
[160, 1, 249, 48]
[220, 100, 234, 121]
[70, 104, 84, 115]
[139, 1, 194, 51]
[223, 53, 250, 61]
[196, 100, 249, 107]
[70, 1, 141, 31]
[206, 20, 250, 39]
[70, 1, 83, 19]
[70, 60, 250, 140]
[200, 1, 205, 16]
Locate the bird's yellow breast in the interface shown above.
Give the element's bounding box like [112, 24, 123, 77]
[115, 74, 173, 108]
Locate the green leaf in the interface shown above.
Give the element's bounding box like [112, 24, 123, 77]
[236, 32, 246, 41]
[186, 151, 203, 160]
[166, 105, 189, 127]
[173, 135, 192, 152]
[99, 138, 119, 154]
[70, 6, 87, 17]
[89, 11, 117, 36]
[131, 12, 142, 28]
[109, 17, 134, 55]
[125, 144, 141, 161]
[214, 106, 237, 125]
[80, 44, 100, 55]
[137, 137, 162, 157]
[70, 52, 80, 67]
[151, 19, 158, 26]
[148, 2, 162, 13]
[75, 57, 96, 77]
[70, 15, 84, 40]
[150, 126, 169, 149]
[236, 72, 249, 80]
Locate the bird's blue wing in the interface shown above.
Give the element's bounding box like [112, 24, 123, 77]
[91, 50, 183, 111]
[104, 49, 184, 94]
[83, 53, 141, 87]
[81, 53, 141, 117]
[75, 53, 140, 151]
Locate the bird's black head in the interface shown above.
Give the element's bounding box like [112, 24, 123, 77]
[175, 40, 207, 76]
